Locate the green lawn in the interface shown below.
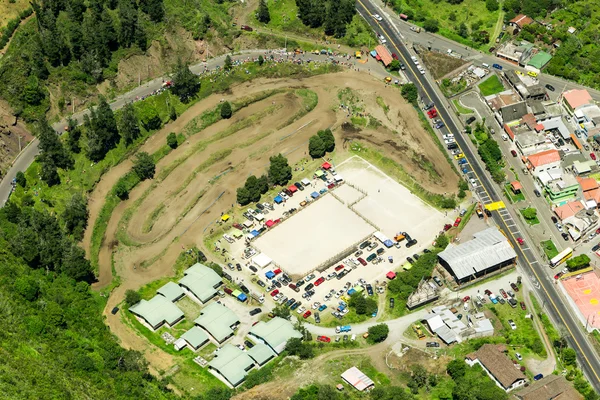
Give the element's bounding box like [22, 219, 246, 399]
[453, 99, 474, 115]
[478, 75, 505, 96]
[540, 240, 559, 260]
[504, 183, 525, 203]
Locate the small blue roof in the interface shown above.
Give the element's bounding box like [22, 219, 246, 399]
[251, 230, 260, 237]
[384, 239, 394, 248]
[274, 196, 283, 204]
[311, 192, 319, 198]
[370, 50, 377, 57]
[265, 271, 275, 279]
[237, 293, 247, 302]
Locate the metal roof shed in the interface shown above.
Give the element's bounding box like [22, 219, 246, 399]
[129, 295, 184, 330]
[341, 367, 375, 391]
[195, 302, 240, 343]
[208, 344, 255, 387]
[157, 281, 185, 302]
[181, 326, 210, 350]
[247, 343, 276, 366]
[249, 317, 302, 354]
[178, 263, 222, 303]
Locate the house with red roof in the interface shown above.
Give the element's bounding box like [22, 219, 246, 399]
[562, 89, 592, 114]
[526, 149, 561, 175]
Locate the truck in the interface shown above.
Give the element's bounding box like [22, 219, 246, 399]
[251, 292, 265, 304]
[335, 325, 352, 333]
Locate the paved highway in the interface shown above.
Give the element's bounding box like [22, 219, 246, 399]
[357, 0, 600, 389]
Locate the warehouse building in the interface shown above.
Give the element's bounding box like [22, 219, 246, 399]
[195, 302, 240, 343]
[249, 317, 302, 354]
[247, 343, 276, 366]
[178, 263, 222, 303]
[438, 228, 517, 284]
[129, 295, 184, 331]
[179, 326, 210, 351]
[208, 344, 255, 387]
[157, 281, 185, 302]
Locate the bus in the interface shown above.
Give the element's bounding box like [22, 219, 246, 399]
[550, 247, 573, 268]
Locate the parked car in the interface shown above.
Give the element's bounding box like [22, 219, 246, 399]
[389, 298, 395, 308]
[562, 232, 570, 241]
[534, 189, 541, 197]
[317, 335, 331, 343]
[357, 258, 367, 266]
[426, 342, 440, 347]
[520, 301, 526, 310]
[303, 310, 312, 319]
[511, 283, 519, 292]
[454, 217, 462, 227]
[515, 352, 523, 361]
[466, 116, 476, 124]
[511, 149, 517, 157]
[111, 307, 119, 315]
[249, 308, 262, 316]
[545, 84, 555, 91]
[433, 276, 443, 287]
[499, 289, 507, 298]
[314, 277, 325, 286]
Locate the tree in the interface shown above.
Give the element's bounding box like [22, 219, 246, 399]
[66, 117, 82, 153]
[446, 359, 467, 379]
[410, 364, 428, 389]
[367, 323, 389, 343]
[221, 101, 232, 119]
[317, 129, 335, 152]
[140, 0, 164, 22]
[563, 348, 577, 366]
[257, 175, 269, 194]
[272, 304, 291, 319]
[244, 175, 262, 203]
[308, 135, 326, 158]
[285, 337, 314, 359]
[14, 276, 40, 301]
[62, 193, 89, 240]
[401, 83, 418, 105]
[167, 132, 178, 149]
[119, 103, 140, 145]
[224, 55, 233, 71]
[169, 105, 177, 121]
[15, 171, 27, 188]
[566, 254, 591, 272]
[60, 243, 94, 282]
[268, 154, 292, 186]
[434, 234, 449, 249]
[423, 18, 439, 33]
[37, 119, 73, 170]
[39, 158, 60, 186]
[237, 187, 251, 206]
[389, 59, 401, 70]
[257, 0, 271, 23]
[521, 207, 537, 221]
[349, 292, 367, 314]
[486, 0, 499, 11]
[171, 60, 200, 103]
[132, 152, 155, 180]
[85, 97, 120, 162]
[194, 387, 233, 400]
[257, 55, 265, 66]
[125, 289, 141, 306]
[457, 22, 469, 38]
[114, 180, 129, 199]
[118, 0, 138, 47]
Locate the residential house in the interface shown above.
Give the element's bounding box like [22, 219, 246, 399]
[509, 15, 534, 32]
[527, 149, 561, 176]
[514, 374, 582, 400]
[465, 344, 527, 392]
[562, 89, 593, 115]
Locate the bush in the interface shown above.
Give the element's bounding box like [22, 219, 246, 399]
[563, 348, 577, 366]
[125, 290, 141, 307]
[132, 152, 156, 180]
[566, 254, 591, 272]
[113, 180, 129, 200]
[521, 207, 537, 221]
[308, 135, 326, 158]
[401, 83, 418, 105]
[167, 132, 178, 149]
[220, 101, 232, 119]
[285, 338, 314, 359]
[367, 323, 389, 343]
[423, 19, 440, 33]
[15, 171, 26, 188]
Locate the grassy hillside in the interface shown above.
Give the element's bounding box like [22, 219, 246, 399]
[0, 0, 30, 29]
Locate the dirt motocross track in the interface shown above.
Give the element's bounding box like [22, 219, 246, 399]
[82, 69, 458, 373]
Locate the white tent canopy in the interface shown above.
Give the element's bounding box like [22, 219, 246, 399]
[301, 178, 311, 186]
[243, 220, 254, 228]
[254, 213, 265, 221]
[252, 253, 272, 269]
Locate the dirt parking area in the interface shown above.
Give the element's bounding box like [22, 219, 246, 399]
[253, 194, 374, 277]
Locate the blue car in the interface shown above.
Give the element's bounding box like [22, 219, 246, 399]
[462, 167, 469, 174]
[435, 122, 445, 129]
[458, 158, 467, 165]
[318, 304, 327, 312]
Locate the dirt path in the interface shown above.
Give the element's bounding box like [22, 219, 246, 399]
[524, 287, 557, 376]
[86, 69, 459, 374]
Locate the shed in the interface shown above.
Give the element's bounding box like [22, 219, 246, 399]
[195, 302, 240, 343]
[250, 230, 260, 237]
[221, 214, 230, 221]
[129, 295, 185, 331]
[266, 220, 274, 227]
[174, 338, 187, 351]
[253, 253, 272, 269]
[341, 367, 375, 391]
[322, 162, 332, 170]
[288, 185, 298, 193]
[311, 191, 320, 199]
[237, 293, 247, 302]
[510, 181, 523, 193]
[386, 271, 396, 280]
[254, 213, 265, 221]
[249, 317, 302, 354]
[208, 344, 255, 387]
[375, 45, 392, 67]
[181, 326, 210, 350]
[178, 263, 223, 303]
[274, 196, 283, 204]
[301, 178, 311, 186]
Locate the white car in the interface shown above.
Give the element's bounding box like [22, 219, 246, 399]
[280, 192, 289, 200]
[443, 134, 454, 140]
[515, 352, 523, 361]
[359, 278, 367, 285]
[324, 293, 332, 301]
[378, 35, 387, 44]
[444, 139, 455, 144]
[452, 149, 461, 155]
[508, 319, 517, 330]
[555, 223, 563, 232]
[469, 178, 477, 187]
[297, 306, 306, 314]
[372, 14, 383, 21]
[274, 293, 283, 301]
[312, 302, 320, 310]
[418, 67, 426, 75]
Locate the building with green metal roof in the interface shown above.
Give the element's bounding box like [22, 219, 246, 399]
[247, 343, 276, 366]
[129, 295, 184, 331]
[178, 263, 222, 303]
[180, 326, 210, 350]
[527, 51, 552, 70]
[157, 281, 185, 302]
[249, 317, 302, 354]
[208, 344, 255, 387]
[195, 302, 240, 343]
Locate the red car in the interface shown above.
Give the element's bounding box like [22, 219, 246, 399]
[303, 310, 312, 318]
[520, 301, 526, 310]
[591, 152, 597, 161]
[500, 289, 507, 298]
[335, 265, 344, 271]
[314, 277, 325, 286]
[270, 289, 279, 297]
[392, 53, 398, 60]
[511, 283, 519, 292]
[462, 296, 470, 302]
[453, 217, 461, 227]
[511, 150, 517, 157]
[358, 258, 367, 266]
[443, 223, 452, 231]
[517, 237, 524, 245]
[484, 289, 492, 296]
[596, 227, 600, 235]
[317, 335, 331, 343]
[554, 272, 563, 280]
[428, 109, 438, 118]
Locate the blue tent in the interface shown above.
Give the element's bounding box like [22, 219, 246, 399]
[265, 271, 275, 279]
[311, 192, 319, 199]
[384, 239, 394, 248]
[370, 50, 377, 57]
[274, 195, 283, 204]
[250, 230, 260, 237]
[237, 293, 248, 302]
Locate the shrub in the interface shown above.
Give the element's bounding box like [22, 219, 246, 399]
[367, 323, 389, 343]
[167, 132, 178, 149]
[220, 101, 232, 119]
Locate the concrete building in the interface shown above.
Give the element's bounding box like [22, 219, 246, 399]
[515, 374, 582, 400]
[504, 70, 546, 99]
[562, 89, 593, 114]
[129, 295, 184, 331]
[515, 131, 550, 154]
[544, 174, 579, 203]
[527, 149, 561, 176]
[195, 302, 240, 343]
[487, 91, 528, 124]
[178, 263, 222, 303]
[496, 41, 534, 64]
[437, 227, 517, 284]
[249, 317, 302, 354]
[423, 306, 494, 345]
[465, 344, 526, 392]
[208, 344, 255, 387]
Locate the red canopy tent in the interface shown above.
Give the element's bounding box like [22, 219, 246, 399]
[288, 185, 298, 193]
[266, 220, 274, 227]
[322, 162, 332, 170]
[386, 271, 397, 280]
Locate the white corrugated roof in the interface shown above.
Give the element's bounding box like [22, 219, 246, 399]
[438, 228, 516, 280]
[341, 367, 375, 391]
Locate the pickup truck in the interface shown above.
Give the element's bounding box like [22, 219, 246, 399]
[335, 325, 352, 333]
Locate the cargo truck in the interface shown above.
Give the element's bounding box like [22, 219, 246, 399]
[335, 325, 352, 333]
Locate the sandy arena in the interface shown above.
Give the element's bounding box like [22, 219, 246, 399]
[253, 194, 375, 276]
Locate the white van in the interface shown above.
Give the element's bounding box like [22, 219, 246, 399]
[482, 62, 490, 68]
[501, 133, 508, 141]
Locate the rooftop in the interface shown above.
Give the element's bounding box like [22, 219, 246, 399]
[209, 344, 255, 387]
[515, 373, 581, 400]
[247, 343, 276, 365]
[157, 281, 185, 302]
[554, 200, 585, 220]
[341, 367, 375, 391]
[195, 302, 240, 343]
[249, 317, 302, 354]
[527, 149, 561, 168]
[438, 227, 517, 281]
[511, 181, 523, 191]
[129, 295, 184, 329]
[179, 263, 222, 302]
[527, 51, 552, 69]
[510, 14, 534, 28]
[577, 177, 599, 192]
[540, 117, 571, 139]
[466, 344, 526, 390]
[563, 89, 592, 110]
[181, 326, 210, 349]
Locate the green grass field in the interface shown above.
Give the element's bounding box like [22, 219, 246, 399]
[540, 240, 559, 260]
[478, 74, 505, 96]
[453, 99, 474, 115]
[520, 207, 540, 225]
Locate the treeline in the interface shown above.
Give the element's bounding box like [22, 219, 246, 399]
[295, 0, 356, 37]
[0, 7, 33, 50]
[308, 128, 335, 158]
[237, 154, 292, 206]
[0, 0, 164, 121]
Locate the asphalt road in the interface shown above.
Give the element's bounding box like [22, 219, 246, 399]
[357, 0, 600, 389]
